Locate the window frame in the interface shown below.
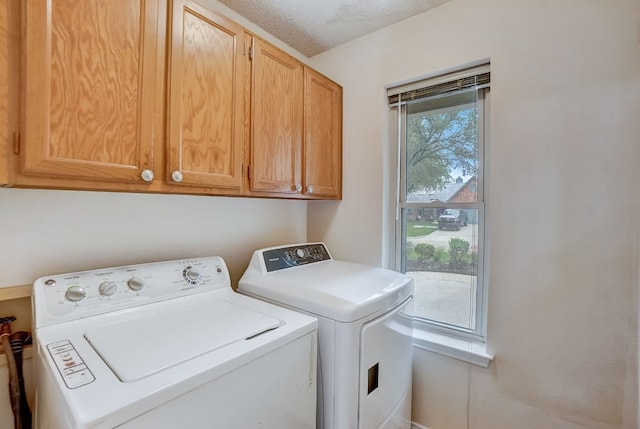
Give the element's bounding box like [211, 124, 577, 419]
[390, 83, 490, 342]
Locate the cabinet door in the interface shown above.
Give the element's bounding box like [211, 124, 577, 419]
[0, 0, 19, 185]
[20, 0, 161, 183]
[303, 68, 342, 199]
[167, 0, 244, 190]
[249, 38, 303, 195]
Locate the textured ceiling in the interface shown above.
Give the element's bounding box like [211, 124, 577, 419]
[216, 0, 452, 57]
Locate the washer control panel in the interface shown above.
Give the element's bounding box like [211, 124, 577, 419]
[46, 340, 95, 389]
[262, 243, 331, 272]
[33, 256, 229, 328]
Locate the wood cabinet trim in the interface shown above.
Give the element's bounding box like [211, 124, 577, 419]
[0, 284, 31, 301]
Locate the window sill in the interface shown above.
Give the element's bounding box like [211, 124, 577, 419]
[413, 328, 493, 368]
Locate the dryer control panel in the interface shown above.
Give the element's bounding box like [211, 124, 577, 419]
[262, 243, 331, 272]
[33, 256, 230, 328]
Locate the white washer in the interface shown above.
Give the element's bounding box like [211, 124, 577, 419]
[238, 243, 414, 429]
[32, 256, 317, 429]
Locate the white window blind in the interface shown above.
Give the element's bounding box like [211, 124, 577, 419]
[388, 63, 490, 105]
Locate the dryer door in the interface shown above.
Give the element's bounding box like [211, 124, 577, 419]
[359, 297, 414, 429]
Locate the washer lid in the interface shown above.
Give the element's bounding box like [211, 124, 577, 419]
[239, 260, 414, 323]
[84, 298, 280, 382]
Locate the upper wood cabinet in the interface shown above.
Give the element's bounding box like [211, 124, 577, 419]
[248, 37, 304, 196]
[20, 0, 163, 184]
[247, 38, 342, 199]
[166, 0, 245, 191]
[303, 68, 342, 199]
[9, 0, 341, 199]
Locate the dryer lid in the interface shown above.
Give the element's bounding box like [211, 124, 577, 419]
[239, 260, 414, 322]
[84, 297, 280, 382]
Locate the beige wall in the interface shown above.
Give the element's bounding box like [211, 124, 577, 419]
[308, 0, 640, 428]
[0, 189, 307, 287]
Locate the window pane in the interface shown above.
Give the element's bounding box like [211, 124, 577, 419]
[403, 207, 479, 330]
[405, 90, 478, 200]
[393, 71, 488, 338]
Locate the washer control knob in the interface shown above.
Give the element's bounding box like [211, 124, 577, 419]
[99, 281, 118, 296]
[127, 277, 145, 291]
[184, 268, 201, 283]
[296, 248, 305, 258]
[65, 285, 86, 302]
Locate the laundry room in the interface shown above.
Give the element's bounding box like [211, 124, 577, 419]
[0, 0, 639, 428]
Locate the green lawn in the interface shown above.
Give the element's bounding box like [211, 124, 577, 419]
[406, 221, 438, 237]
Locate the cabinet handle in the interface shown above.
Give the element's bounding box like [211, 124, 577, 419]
[171, 171, 184, 183]
[140, 169, 154, 182]
[295, 184, 302, 193]
[306, 185, 314, 194]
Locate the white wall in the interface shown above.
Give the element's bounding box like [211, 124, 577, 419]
[308, 0, 640, 428]
[0, 189, 307, 287]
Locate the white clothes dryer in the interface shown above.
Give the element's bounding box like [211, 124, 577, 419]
[32, 256, 317, 429]
[238, 243, 414, 429]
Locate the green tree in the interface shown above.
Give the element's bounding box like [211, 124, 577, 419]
[406, 103, 478, 194]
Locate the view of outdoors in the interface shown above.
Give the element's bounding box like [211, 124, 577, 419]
[404, 208, 479, 330]
[400, 90, 482, 332]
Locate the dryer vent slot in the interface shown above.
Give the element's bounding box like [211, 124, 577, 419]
[367, 363, 379, 394]
[245, 327, 278, 340]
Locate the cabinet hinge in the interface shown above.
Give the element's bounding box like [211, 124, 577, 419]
[247, 165, 251, 179]
[13, 132, 20, 154]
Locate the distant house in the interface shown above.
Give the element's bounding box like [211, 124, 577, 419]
[447, 176, 477, 203]
[406, 176, 478, 223]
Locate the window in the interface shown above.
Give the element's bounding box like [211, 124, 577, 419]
[388, 63, 490, 340]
